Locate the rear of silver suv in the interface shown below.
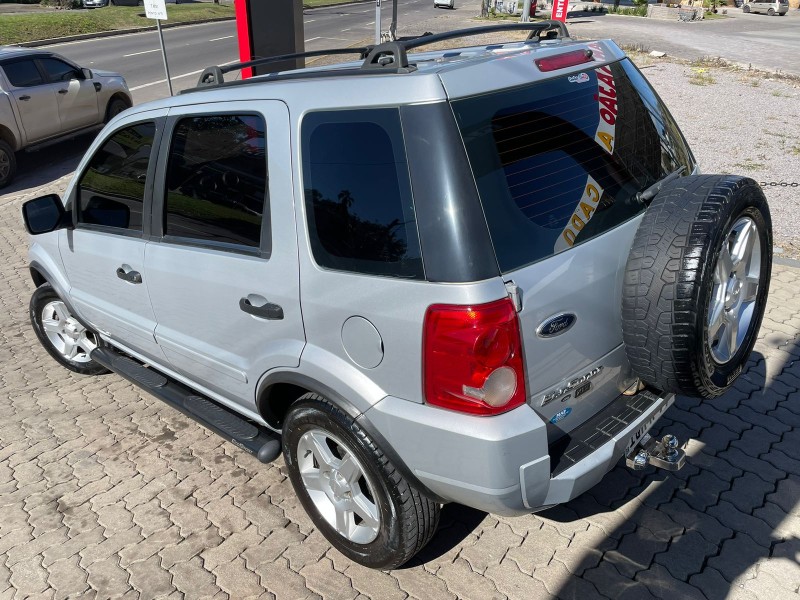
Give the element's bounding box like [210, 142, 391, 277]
[22, 23, 772, 570]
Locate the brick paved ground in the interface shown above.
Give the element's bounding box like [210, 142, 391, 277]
[2, 194, 800, 597]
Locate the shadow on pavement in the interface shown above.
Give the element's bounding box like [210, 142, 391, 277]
[544, 339, 800, 599]
[0, 131, 96, 201]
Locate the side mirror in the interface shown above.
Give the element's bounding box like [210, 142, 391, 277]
[82, 68, 93, 80]
[21, 194, 70, 235]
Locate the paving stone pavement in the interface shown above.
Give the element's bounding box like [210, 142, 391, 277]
[2, 193, 800, 599]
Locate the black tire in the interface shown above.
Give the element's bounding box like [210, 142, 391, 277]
[30, 284, 109, 376]
[742, 4, 750, 11]
[282, 394, 440, 569]
[105, 97, 129, 123]
[622, 175, 772, 398]
[768, 7, 775, 14]
[0, 139, 17, 189]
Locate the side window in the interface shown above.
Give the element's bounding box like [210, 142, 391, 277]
[39, 58, 80, 83]
[163, 114, 267, 250]
[3, 60, 44, 88]
[78, 122, 155, 231]
[301, 109, 423, 279]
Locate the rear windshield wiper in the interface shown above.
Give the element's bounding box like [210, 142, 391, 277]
[636, 166, 686, 205]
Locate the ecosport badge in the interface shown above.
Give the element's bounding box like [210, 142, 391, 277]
[536, 313, 577, 338]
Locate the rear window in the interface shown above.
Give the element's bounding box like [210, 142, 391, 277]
[452, 56, 694, 273]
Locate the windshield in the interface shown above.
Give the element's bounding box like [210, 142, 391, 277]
[452, 57, 695, 273]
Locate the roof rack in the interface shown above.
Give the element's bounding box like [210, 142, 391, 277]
[189, 20, 571, 92]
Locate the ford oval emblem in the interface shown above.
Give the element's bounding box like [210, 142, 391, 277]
[550, 407, 572, 424]
[536, 313, 577, 338]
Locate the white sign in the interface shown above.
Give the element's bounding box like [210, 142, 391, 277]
[144, 0, 168, 20]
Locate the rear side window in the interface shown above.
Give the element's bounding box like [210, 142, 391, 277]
[3, 60, 43, 87]
[301, 109, 423, 279]
[452, 57, 694, 273]
[78, 122, 155, 231]
[164, 114, 267, 250]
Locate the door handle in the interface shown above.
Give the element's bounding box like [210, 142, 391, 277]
[19, 95, 30, 101]
[239, 298, 284, 320]
[58, 89, 68, 95]
[116, 267, 142, 284]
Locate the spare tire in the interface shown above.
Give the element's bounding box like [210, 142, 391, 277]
[622, 175, 772, 398]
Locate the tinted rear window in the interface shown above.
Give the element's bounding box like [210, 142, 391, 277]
[3, 60, 43, 87]
[301, 109, 423, 279]
[452, 57, 694, 273]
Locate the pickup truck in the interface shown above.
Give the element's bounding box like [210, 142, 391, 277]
[0, 46, 131, 188]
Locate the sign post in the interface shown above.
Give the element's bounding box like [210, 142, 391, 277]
[143, 0, 173, 96]
[375, 0, 381, 44]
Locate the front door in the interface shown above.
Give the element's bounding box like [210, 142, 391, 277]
[1, 58, 61, 143]
[145, 101, 305, 412]
[39, 57, 100, 131]
[60, 110, 167, 362]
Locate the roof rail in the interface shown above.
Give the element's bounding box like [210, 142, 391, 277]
[190, 21, 571, 91]
[195, 47, 371, 88]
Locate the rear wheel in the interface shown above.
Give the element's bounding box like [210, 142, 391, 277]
[30, 284, 108, 376]
[622, 175, 771, 398]
[768, 7, 775, 14]
[0, 140, 16, 189]
[282, 394, 439, 569]
[742, 4, 750, 11]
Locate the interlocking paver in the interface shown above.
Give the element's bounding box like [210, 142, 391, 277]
[435, 558, 504, 600]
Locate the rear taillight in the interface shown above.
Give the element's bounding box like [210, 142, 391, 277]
[535, 49, 594, 72]
[423, 299, 526, 416]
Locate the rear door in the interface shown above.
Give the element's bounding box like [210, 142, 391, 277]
[60, 109, 167, 362]
[145, 101, 305, 412]
[38, 57, 100, 131]
[1, 58, 61, 143]
[451, 55, 696, 435]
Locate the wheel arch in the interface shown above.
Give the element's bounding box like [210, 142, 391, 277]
[0, 124, 20, 151]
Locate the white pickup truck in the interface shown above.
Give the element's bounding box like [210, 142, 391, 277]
[0, 46, 131, 188]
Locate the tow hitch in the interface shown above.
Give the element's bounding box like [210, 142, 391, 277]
[626, 433, 686, 471]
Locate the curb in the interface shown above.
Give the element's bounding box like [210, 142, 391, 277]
[774, 256, 800, 269]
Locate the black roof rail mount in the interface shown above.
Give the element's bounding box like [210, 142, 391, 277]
[190, 20, 571, 92]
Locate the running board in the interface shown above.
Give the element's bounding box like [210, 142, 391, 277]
[91, 347, 281, 463]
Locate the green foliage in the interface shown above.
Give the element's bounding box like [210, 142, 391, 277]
[607, 3, 648, 14]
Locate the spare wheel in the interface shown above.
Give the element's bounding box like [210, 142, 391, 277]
[622, 175, 772, 398]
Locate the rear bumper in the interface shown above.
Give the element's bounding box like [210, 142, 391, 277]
[364, 389, 674, 516]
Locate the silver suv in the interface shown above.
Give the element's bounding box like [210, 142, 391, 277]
[21, 22, 773, 569]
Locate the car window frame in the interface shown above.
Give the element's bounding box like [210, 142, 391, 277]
[152, 109, 272, 260]
[69, 116, 165, 239]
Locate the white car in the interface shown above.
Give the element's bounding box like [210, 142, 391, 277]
[0, 46, 132, 188]
[434, 0, 455, 8]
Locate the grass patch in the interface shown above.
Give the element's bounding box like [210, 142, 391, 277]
[304, 0, 365, 5]
[607, 5, 648, 15]
[688, 67, 715, 86]
[703, 11, 726, 18]
[0, 4, 234, 45]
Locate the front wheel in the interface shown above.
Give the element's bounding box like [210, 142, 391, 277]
[623, 175, 772, 398]
[105, 97, 129, 123]
[282, 394, 440, 569]
[768, 7, 775, 14]
[30, 284, 109, 375]
[742, 4, 750, 11]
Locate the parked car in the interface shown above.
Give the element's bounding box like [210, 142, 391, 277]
[0, 47, 131, 188]
[21, 22, 772, 569]
[742, 0, 789, 14]
[83, 0, 181, 6]
[434, 0, 455, 8]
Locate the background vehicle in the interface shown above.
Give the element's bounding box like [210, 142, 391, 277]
[434, 0, 455, 8]
[742, 0, 788, 14]
[0, 47, 131, 188]
[21, 22, 772, 569]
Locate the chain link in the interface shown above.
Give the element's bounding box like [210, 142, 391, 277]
[760, 182, 800, 187]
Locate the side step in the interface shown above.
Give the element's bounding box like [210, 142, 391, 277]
[91, 347, 281, 463]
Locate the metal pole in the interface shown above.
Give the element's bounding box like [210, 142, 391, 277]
[390, 0, 397, 40]
[156, 19, 174, 96]
[375, 0, 381, 43]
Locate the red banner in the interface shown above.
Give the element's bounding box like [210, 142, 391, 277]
[551, 0, 569, 21]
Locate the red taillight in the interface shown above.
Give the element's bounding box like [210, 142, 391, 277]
[535, 49, 594, 72]
[423, 298, 527, 416]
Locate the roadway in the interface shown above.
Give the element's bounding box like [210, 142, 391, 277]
[38, 0, 440, 103]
